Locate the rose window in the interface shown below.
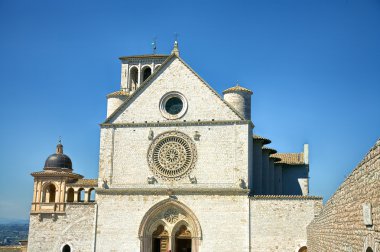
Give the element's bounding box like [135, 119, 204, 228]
[148, 131, 197, 180]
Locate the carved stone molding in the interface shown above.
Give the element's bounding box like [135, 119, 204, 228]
[101, 119, 253, 128]
[164, 208, 179, 224]
[97, 187, 249, 196]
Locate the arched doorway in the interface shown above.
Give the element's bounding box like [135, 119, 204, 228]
[299, 246, 307, 252]
[62, 244, 71, 252]
[366, 247, 373, 252]
[152, 225, 169, 252]
[175, 225, 192, 252]
[139, 198, 202, 252]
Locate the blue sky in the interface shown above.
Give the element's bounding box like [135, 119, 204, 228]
[0, 0, 379, 220]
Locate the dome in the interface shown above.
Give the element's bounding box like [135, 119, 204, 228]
[44, 143, 72, 170]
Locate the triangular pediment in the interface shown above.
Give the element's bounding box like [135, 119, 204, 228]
[104, 55, 244, 124]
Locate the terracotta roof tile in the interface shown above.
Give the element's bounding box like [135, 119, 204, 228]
[262, 147, 277, 154]
[31, 170, 83, 179]
[68, 179, 98, 187]
[253, 135, 271, 144]
[269, 155, 282, 162]
[223, 84, 253, 94]
[107, 90, 129, 98]
[272, 153, 305, 165]
[119, 54, 169, 60]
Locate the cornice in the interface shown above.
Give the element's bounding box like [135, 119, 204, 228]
[100, 120, 253, 128]
[119, 54, 169, 60]
[250, 195, 323, 200]
[31, 171, 83, 179]
[96, 187, 250, 196]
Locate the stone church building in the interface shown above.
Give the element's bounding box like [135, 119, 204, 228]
[27, 43, 322, 252]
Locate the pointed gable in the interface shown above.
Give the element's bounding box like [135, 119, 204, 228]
[105, 55, 244, 124]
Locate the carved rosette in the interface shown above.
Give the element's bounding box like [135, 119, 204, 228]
[147, 131, 197, 181]
[164, 208, 179, 224]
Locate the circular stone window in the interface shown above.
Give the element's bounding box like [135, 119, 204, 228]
[147, 131, 197, 181]
[160, 92, 188, 119]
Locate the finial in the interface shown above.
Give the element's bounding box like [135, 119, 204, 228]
[56, 137, 63, 154]
[152, 36, 157, 54]
[171, 33, 180, 56]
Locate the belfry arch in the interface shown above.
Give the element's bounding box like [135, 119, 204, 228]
[139, 198, 202, 252]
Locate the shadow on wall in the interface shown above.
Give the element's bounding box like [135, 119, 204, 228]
[282, 165, 308, 195]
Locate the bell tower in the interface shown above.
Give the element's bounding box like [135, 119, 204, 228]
[30, 142, 82, 215]
[119, 54, 168, 92]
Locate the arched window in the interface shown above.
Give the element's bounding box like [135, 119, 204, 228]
[88, 188, 96, 202]
[43, 184, 56, 203]
[67, 188, 74, 202]
[62, 244, 71, 252]
[298, 246, 307, 252]
[129, 67, 138, 91]
[366, 247, 373, 252]
[152, 225, 169, 252]
[142, 66, 152, 82]
[175, 225, 192, 252]
[78, 188, 85, 202]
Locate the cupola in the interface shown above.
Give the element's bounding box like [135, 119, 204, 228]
[44, 142, 72, 171]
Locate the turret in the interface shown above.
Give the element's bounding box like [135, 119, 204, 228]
[106, 90, 129, 118]
[223, 84, 253, 120]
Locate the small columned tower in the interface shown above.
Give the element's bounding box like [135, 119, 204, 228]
[223, 84, 253, 120]
[30, 142, 83, 215]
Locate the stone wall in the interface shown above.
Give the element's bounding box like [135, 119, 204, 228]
[307, 139, 380, 252]
[99, 123, 251, 188]
[95, 193, 250, 252]
[27, 204, 96, 252]
[0, 246, 27, 252]
[250, 196, 322, 252]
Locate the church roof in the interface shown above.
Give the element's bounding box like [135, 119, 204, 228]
[262, 147, 277, 154]
[31, 170, 83, 179]
[44, 143, 72, 170]
[107, 90, 130, 98]
[250, 195, 322, 200]
[253, 135, 271, 144]
[67, 178, 98, 187]
[272, 153, 305, 165]
[119, 54, 169, 60]
[103, 53, 247, 124]
[269, 155, 282, 162]
[223, 84, 253, 94]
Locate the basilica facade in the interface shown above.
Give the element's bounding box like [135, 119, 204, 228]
[27, 43, 322, 252]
